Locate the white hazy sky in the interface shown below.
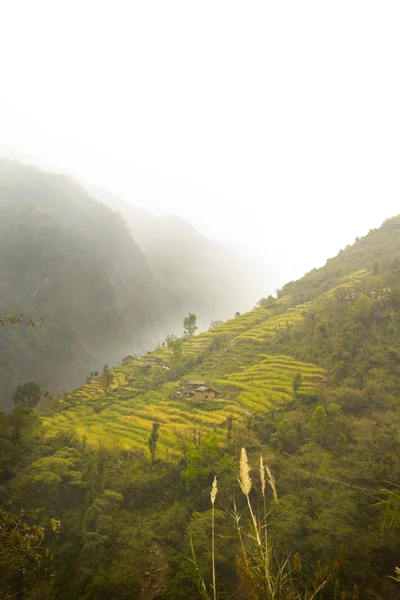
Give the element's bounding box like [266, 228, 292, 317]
[0, 1, 399, 289]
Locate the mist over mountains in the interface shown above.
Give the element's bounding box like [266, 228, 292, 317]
[0, 159, 270, 410]
[86, 183, 269, 331]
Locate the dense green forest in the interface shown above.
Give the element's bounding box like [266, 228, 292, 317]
[1, 212, 400, 599]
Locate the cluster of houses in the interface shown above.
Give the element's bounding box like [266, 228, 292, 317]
[121, 355, 219, 401]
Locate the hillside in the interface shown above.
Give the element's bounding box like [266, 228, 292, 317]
[86, 183, 267, 331]
[2, 214, 400, 599]
[38, 215, 400, 455]
[38, 302, 325, 455]
[0, 160, 165, 410]
[280, 215, 400, 302]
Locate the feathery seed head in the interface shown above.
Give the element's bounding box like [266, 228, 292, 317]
[238, 448, 252, 496]
[259, 455, 266, 498]
[265, 463, 278, 503]
[210, 476, 218, 505]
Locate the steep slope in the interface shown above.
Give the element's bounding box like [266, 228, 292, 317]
[0, 160, 165, 410]
[86, 184, 268, 331]
[39, 296, 325, 454]
[40, 214, 400, 455]
[10, 214, 400, 599]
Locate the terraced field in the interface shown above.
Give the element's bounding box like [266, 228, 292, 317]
[40, 314, 325, 457]
[40, 290, 328, 454]
[215, 355, 324, 411]
[41, 371, 246, 456]
[38, 221, 395, 459]
[42, 274, 365, 455]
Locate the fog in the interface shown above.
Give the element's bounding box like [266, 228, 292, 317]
[1, 1, 400, 292]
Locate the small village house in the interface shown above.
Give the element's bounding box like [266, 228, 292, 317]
[192, 385, 219, 400]
[121, 355, 135, 365]
[178, 380, 219, 400]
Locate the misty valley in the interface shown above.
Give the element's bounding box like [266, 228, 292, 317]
[1, 160, 400, 599]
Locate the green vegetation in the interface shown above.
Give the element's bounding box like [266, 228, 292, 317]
[12, 381, 41, 408]
[0, 502, 59, 597]
[100, 365, 113, 395]
[1, 214, 400, 598]
[191, 449, 344, 600]
[184, 312, 198, 337]
[168, 336, 184, 363]
[148, 422, 161, 467]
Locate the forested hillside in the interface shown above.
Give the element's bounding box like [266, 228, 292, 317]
[0, 160, 164, 410]
[1, 215, 400, 599]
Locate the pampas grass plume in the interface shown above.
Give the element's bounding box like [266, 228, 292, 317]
[211, 476, 218, 505]
[260, 455, 266, 498]
[238, 448, 252, 496]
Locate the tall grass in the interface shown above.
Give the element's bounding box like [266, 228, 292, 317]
[189, 447, 342, 599]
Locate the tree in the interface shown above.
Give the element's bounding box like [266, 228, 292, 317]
[150, 365, 167, 387]
[100, 365, 113, 394]
[226, 415, 233, 442]
[163, 333, 177, 347]
[0, 502, 59, 598]
[148, 422, 161, 467]
[352, 295, 372, 323]
[183, 313, 197, 337]
[312, 405, 327, 442]
[12, 382, 41, 408]
[292, 372, 303, 395]
[168, 337, 183, 363]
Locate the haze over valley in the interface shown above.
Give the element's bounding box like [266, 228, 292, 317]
[0, 159, 268, 411]
[1, 2, 400, 599]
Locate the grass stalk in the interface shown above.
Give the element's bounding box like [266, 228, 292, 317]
[211, 476, 218, 600]
[246, 493, 262, 547]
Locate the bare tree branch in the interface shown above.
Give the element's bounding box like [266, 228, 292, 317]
[0, 314, 50, 328]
